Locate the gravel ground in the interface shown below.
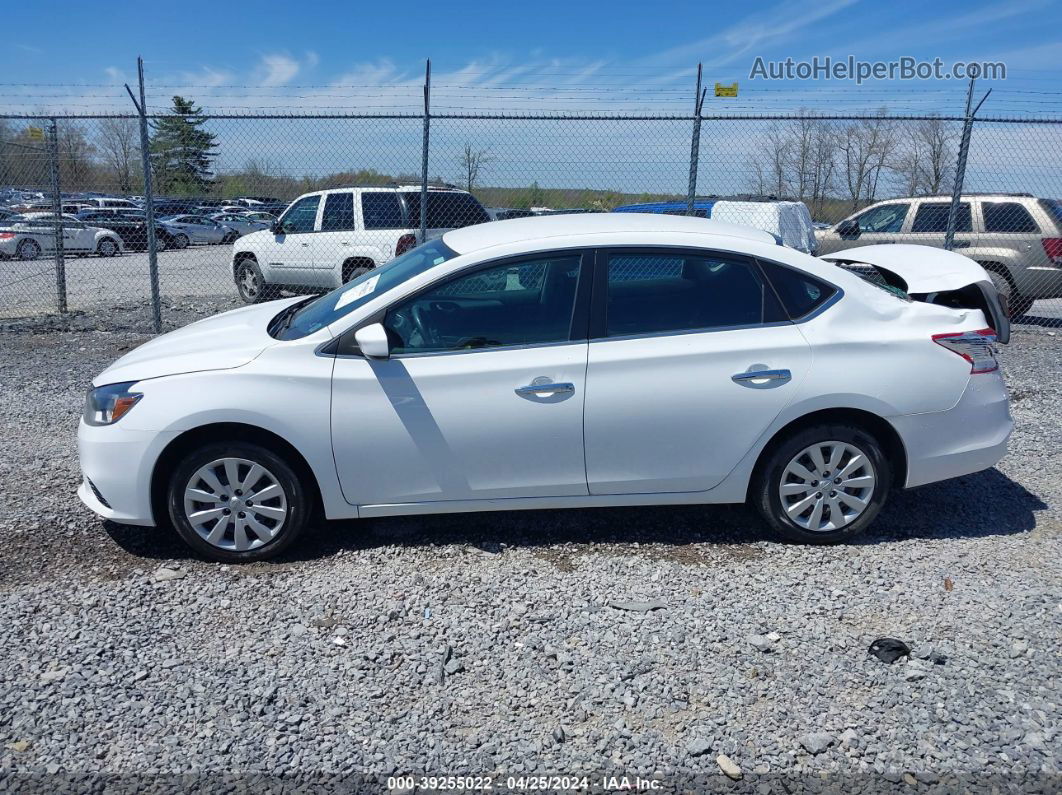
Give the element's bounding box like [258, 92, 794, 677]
[0, 310, 1059, 794]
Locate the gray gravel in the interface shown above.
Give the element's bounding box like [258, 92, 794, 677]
[0, 311, 1059, 793]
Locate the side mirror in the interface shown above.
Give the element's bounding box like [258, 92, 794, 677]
[354, 323, 390, 359]
[837, 219, 861, 239]
[271, 220, 284, 235]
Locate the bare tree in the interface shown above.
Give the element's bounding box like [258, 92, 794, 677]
[459, 143, 493, 192]
[56, 121, 97, 191]
[96, 117, 140, 193]
[838, 111, 897, 210]
[892, 116, 956, 196]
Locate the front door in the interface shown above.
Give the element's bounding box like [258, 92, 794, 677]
[583, 249, 813, 495]
[331, 252, 590, 506]
[267, 195, 320, 285]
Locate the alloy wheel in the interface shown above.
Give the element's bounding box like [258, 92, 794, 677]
[239, 265, 260, 299]
[183, 457, 288, 551]
[778, 441, 876, 532]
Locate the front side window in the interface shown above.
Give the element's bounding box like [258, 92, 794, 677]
[384, 255, 581, 354]
[912, 202, 971, 233]
[855, 203, 908, 233]
[604, 252, 783, 337]
[321, 192, 356, 231]
[982, 202, 1038, 233]
[362, 193, 405, 230]
[279, 195, 320, 234]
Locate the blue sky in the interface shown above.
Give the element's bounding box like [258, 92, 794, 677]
[2, 0, 1060, 195]
[3, 0, 1059, 115]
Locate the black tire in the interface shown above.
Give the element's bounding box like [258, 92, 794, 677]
[167, 441, 309, 563]
[752, 423, 891, 544]
[234, 257, 276, 303]
[342, 260, 374, 283]
[173, 233, 190, 250]
[16, 239, 41, 261]
[96, 237, 120, 257]
[984, 266, 1032, 317]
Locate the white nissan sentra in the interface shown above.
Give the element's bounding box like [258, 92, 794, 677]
[78, 214, 1012, 562]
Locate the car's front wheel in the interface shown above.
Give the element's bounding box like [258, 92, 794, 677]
[752, 424, 891, 544]
[172, 233, 190, 249]
[167, 441, 309, 562]
[235, 258, 274, 303]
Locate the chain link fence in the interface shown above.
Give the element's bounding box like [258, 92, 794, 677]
[1, 110, 1060, 329]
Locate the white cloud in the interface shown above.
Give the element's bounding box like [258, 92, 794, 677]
[260, 54, 301, 87]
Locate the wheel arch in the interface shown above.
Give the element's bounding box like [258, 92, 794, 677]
[747, 407, 908, 499]
[341, 256, 376, 283]
[150, 422, 324, 528]
[232, 250, 258, 278]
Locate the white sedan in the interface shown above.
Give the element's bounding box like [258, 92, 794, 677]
[0, 213, 123, 259]
[77, 215, 1012, 562]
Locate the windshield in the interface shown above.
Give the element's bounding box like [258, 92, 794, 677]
[274, 238, 459, 340]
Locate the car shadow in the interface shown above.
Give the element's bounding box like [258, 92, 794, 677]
[103, 467, 1047, 566]
[1012, 312, 1062, 329]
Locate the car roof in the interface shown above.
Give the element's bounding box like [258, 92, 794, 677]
[443, 213, 777, 255]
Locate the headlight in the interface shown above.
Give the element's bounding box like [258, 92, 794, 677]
[84, 382, 142, 426]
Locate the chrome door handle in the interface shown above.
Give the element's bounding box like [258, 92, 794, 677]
[515, 381, 575, 396]
[732, 369, 791, 383]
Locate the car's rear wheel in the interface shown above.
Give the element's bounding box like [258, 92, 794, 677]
[167, 441, 308, 562]
[984, 266, 1032, 317]
[752, 424, 891, 544]
[17, 239, 41, 261]
[96, 237, 119, 257]
[235, 258, 275, 303]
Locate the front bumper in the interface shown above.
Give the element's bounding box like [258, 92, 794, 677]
[77, 419, 177, 526]
[892, 371, 1013, 489]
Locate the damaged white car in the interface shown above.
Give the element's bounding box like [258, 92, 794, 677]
[78, 215, 1012, 562]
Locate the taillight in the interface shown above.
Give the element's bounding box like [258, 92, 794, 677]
[395, 233, 417, 257]
[1042, 238, 1062, 265]
[932, 328, 999, 374]
[0, 232, 15, 240]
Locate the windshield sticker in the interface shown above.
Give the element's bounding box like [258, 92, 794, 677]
[334, 274, 380, 310]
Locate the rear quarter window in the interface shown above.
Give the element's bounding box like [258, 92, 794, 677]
[407, 193, 490, 229]
[758, 259, 837, 319]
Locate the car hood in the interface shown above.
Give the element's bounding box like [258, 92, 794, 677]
[92, 298, 300, 386]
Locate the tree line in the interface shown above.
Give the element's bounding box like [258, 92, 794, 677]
[746, 110, 958, 221]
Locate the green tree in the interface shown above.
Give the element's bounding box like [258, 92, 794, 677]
[150, 96, 218, 195]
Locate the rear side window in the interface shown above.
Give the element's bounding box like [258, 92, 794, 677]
[321, 192, 356, 231]
[361, 193, 405, 229]
[758, 260, 837, 319]
[407, 192, 490, 229]
[982, 202, 1039, 233]
[912, 202, 971, 233]
[604, 252, 784, 337]
[1038, 198, 1062, 228]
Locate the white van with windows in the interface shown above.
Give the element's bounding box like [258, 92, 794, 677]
[230, 185, 490, 303]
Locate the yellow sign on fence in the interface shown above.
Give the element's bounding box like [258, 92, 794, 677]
[714, 82, 739, 97]
[26, 126, 45, 141]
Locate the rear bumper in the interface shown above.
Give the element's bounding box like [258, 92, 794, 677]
[1014, 265, 1062, 300]
[77, 420, 176, 526]
[892, 371, 1013, 489]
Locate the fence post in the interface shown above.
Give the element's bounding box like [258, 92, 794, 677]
[944, 77, 990, 251]
[126, 57, 162, 333]
[686, 63, 706, 216]
[420, 59, 431, 245]
[47, 118, 67, 314]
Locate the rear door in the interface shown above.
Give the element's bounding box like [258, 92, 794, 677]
[583, 248, 814, 495]
[908, 201, 973, 250]
[311, 191, 358, 285]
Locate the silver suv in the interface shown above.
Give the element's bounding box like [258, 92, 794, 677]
[817, 193, 1062, 314]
